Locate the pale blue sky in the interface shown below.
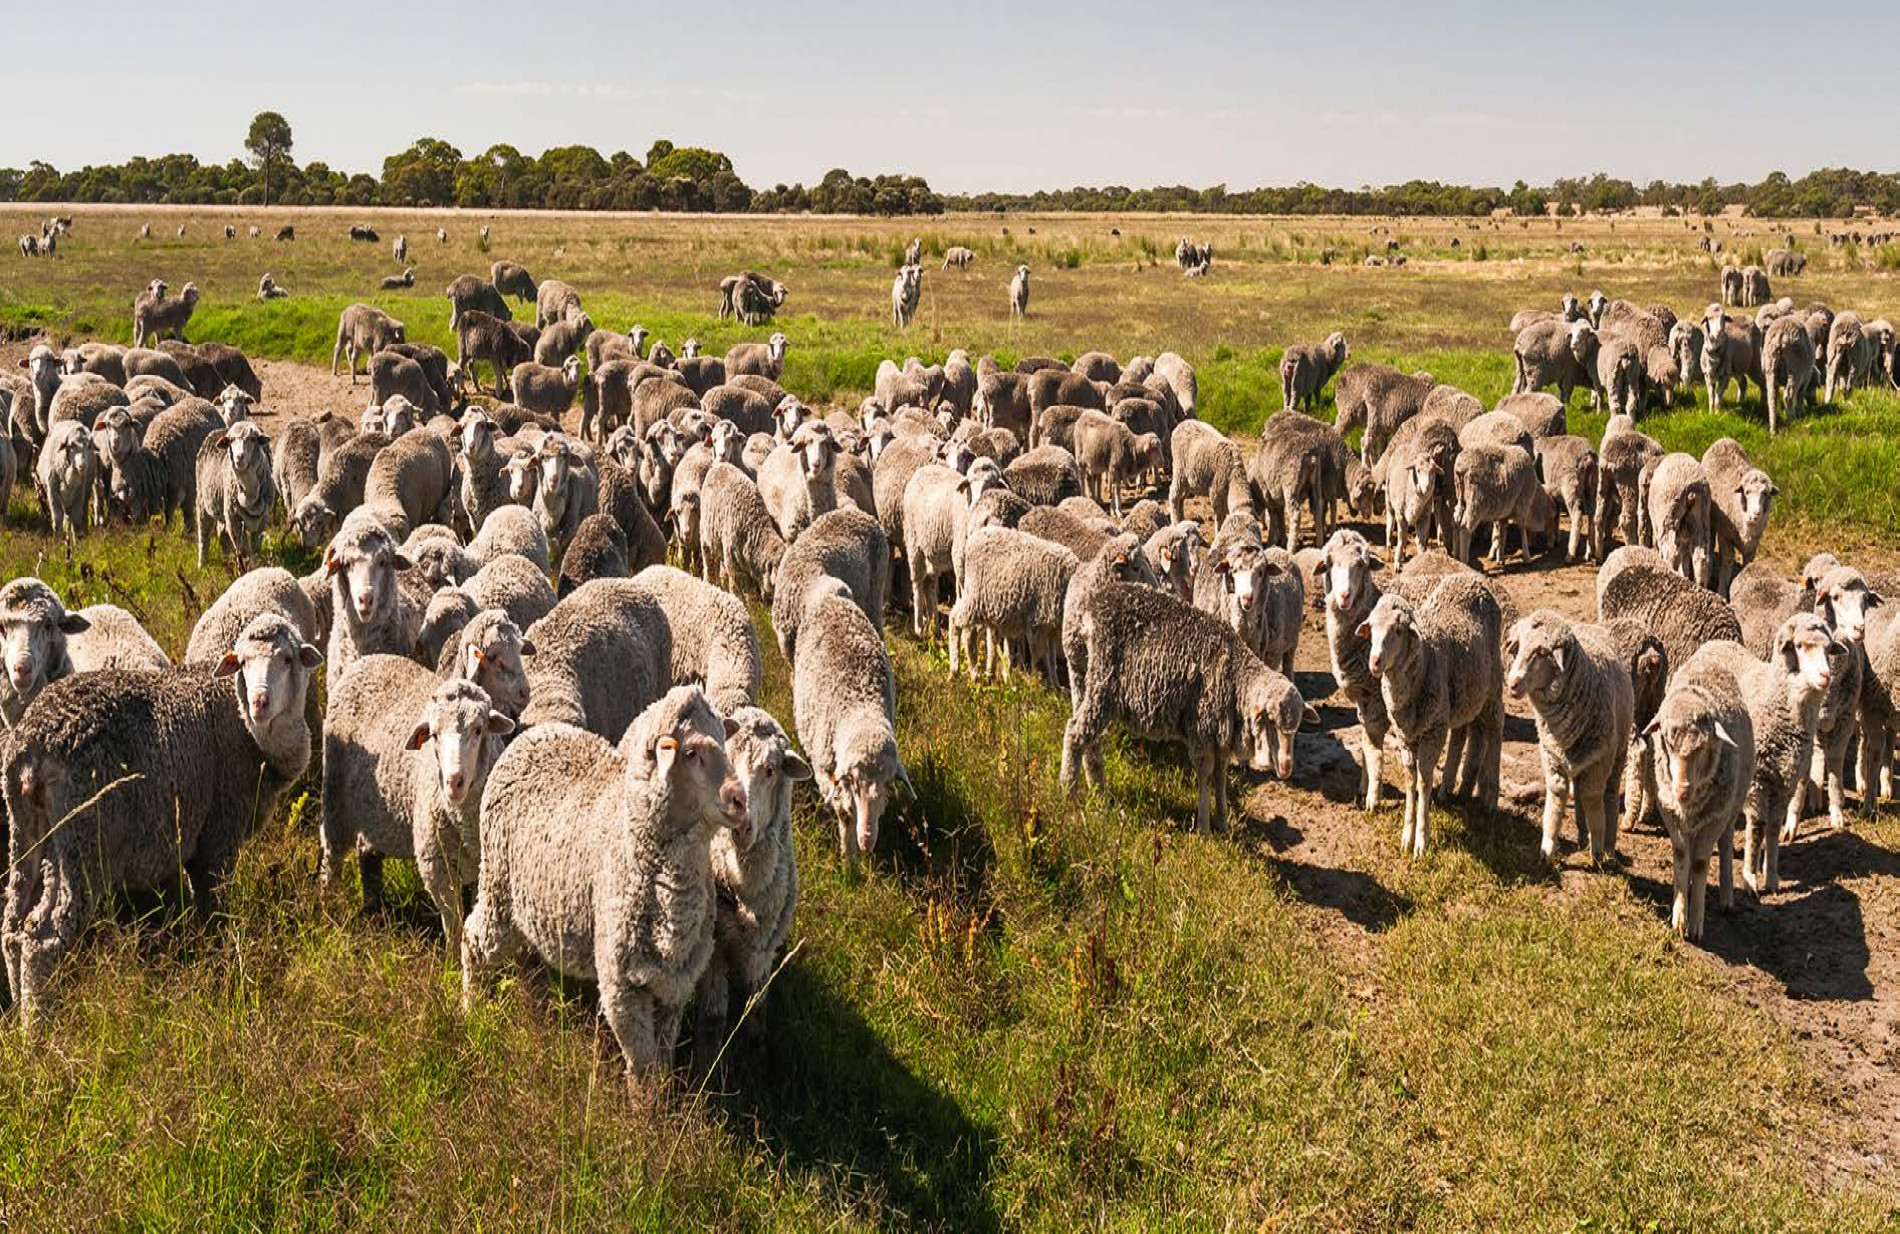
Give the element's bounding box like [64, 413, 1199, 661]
[12, 0, 1897, 192]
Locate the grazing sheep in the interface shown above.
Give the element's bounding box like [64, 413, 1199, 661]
[465, 685, 748, 1084]
[1008, 265, 1030, 319]
[446, 274, 512, 330]
[1591, 416, 1663, 561]
[1062, 582, 1316, 833]
[1596, 545, 1743, 681]
[132, 281, 199, 348]
[769, 507, 889, 665]
[332, 304, 406, 381]
[1360, 578, 1504, 856]
[183, 567, 323, 666]
[1280, 332, 1350, 412]
[699, 462, 787, 599]
[1335, 363, 1437, 462]
[322, 665, 515, 951]
[949, 526, 1079, 681]
[37, 420, 97, 541]
[516, 578, 674, 741]
[557, 514, 628, 592]
[1246, 423, 1322, 553]
[1597, 299, 1681, 410]
[1640, 453, 1713, 587]
[1, 614, 321, 1027]
[1504, 612, 1634, 861]
[1759, 315, 1817, 432]
[943, 246, 975, 270]
[1701, 308, 1761, 409]
[793, 578, 907, 865]
[1512, 320, 1598, 406]
[141, 396, 225, 529]
[194, 420, 275, 567]
[490, 261, 537, 302]
[1667, 319, 1705, 391]
[1591, 336, 1641, 418]
[456, 309, 532, 395]
[1701, 438, 1776, 595]
[1072, 409, 1158, 518]
[1449, 443, 1539, 567]
[508, 355, 582, 421]
[694, 704, 809, 1060]
[369, 349, 439, 417]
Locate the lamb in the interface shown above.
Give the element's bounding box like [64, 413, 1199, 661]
[534, 311, 593, 367]
[194, 420, 275, 567]
[132, 280, 199, 348]
[322, 665, 516, 952]
[1008, 265, 1030, 319]
[509, 355, 582, 420]
[324, 514, 420, 683]
[465, 685, 748, 1084]
[1360, 578, 1504, 856]
[1700, 309, 1761, 409]
[36, 420, 97, 541]
[487, 261, 536, 303]
[1640, 453, 1713, 587]
[1760, 315, 1817, 432]
[1143, 520, 1206, 599]
[1534, 435, 1597, 562]
[1596, 545, 1743, 680]
[1071, 409, 1158, 518]
[1279, 332, 1349, 411]
[2, 613, 320, 1027]
[949, 526, 1079, 681]
[445, 274, 512, 330]
[1679, 616, 1839, 897]
[1596, 299, 1680, 409]
[725, 333, 789, 380]
[699, 462, 787, 599]
[1062, 582, 1316, 833]
[769, 507, 889, 665]
[1511, 320, 1598, 406]
[1334, 363, 1436, 462]
[331, 304, 407, 381]
[1449, 442, 1539, 566]
[1504, 612, 1634, 861]
[1701, 438, 1776, 595]
[793, 578, 908, 865]
[624, 565, 763, 715]
[1634, 656, 1754, 939]
[694, 704, 809, 1060]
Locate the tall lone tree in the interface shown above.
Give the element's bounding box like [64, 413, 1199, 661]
[245, 112, 293, 207]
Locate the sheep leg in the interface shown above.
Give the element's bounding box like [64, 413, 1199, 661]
[460, 893, 518, 1007]
[418, 848, 464, 960]
[1667, 836, 1692, 937]
[1824, 732, 1849, 831]
[600, 973, 663, 1078]
[1539, 752, 1570, 861]
[1761, 803, 1782, 896]
[1438, 726, 1466, 805]
[16, 855, 87, 1032]
[1717, 823, 1735, 912]
[1360, 718, 1387, 812]
[358, 849, 387, 914]
[1412, 755, 1433, 858]
[1859, 721, 1884, 817]
[693, 951, 732, 1067]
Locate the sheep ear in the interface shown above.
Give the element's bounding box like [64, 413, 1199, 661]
[722, 715, 741, 738]
[1641, 715, 1661, 739]
[391, 552, 414, 572]
[1354, 620, 1371, 640]
[518, 638, 536, 657]
[56, 612, 91, 634]
[1301, 703, 1321, 728]
[1550, 642, 1567, 673]
[405, 722, 433, 751]
[324, 546, 342, 575]
[1713, 721, 1737, 748]
[485, 712, 516, 737]
[1868, 591, 1886, 610]
[781, 750, 812, 782]
[654, 734, 679, 774]
[214, 652, 241, 678]
[298, 644, 323, 669]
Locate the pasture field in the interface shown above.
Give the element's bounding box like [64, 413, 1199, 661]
[0, 206, 1898, 1229]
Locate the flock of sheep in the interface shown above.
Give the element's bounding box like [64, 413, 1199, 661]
[0, 246, 1895, 1094]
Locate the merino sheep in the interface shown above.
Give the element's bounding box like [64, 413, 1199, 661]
[1062, 582, 1315, 833]
[324, 514, 419, 682]
[1758, 315, 1817, 433]
[1280, 332, 1350, 412]
[36, 420, 97, 542]
[769, 506, 889, 665]
[1008, 265, 1030, 319]
[332, 304, 407, 381]
[193, 420, 275, 567]
[949, 526, 1079, 681]
[1335, 363, 1436, 462]
[2, 614, 320, 1027]
[1701, 438, 1776, 595]
[466, 685, 748, 1083]
[490, 261, 537, 302]
[1701, 309, 1761, 409]
[699, 462, 787, 599]
[1449, 442, 1539, 567]
[725, 333, 789, 380]
[1596, 545, 1742, 681]
[1512, 320, 1598, 407]
[793, 578, 907, 865]
[1504, 612, 1634, 861]
[456, 309, 532, 396]
[132, 281, 199, 348]
[1640, 453, 1713, 587]
[446, 274, 512, 331]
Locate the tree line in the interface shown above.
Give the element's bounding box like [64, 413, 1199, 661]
[1, 113, 1893, 219]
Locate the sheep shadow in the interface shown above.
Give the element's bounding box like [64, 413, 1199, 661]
[884, 754, 1000, 911]
[713, 963, 1002, 1232]
[1266, 848, 1412, 932]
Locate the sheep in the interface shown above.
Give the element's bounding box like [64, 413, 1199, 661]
[1640, 453, 1713, 587]
[380, 267, 416, 291]
[1008, 265, 1030, 319]
[1062, 582, 1316, 833]
[47, 372, 130, 430]
[890, 264, 922, 328]
[138, 396, 224, 528]
[1756, 315, 1817, 433]
[1668, 319, 1705, 391]
[1701, 308, 1761, 409]
[902, 462, 978, 635]
[620, 565, 762, 716]
[465, 685, 748, 1084]
[1246, 425, 1321, 553]
[769, 506, 889, 665]
[1512, 319, 1598, 406]
[508, 355, 582, 421]
[1493, 391, 1566, 441]
[721, 272, 788, 325]
[725, 333, 789, 380]
[324, 514, 419, 683]
[1806, 567, 1899, 816]
[557, 513, 628, 592]
[1765, 247, 1806, 277]
[62, 342, 128, 386]
[515, 578, 674, 741]
[1504, 612, 1634, 861]
[1360, 578, 1504, 856]
[1072, 409, 1158, 518]
[490, 261, 537, 302]
[1742, 266, 1771, 307]
[466, 507, 550, 577]
[1633, 656, 1754, 940]
[522, 435, 598, 566]
[369, 349, 440, 417]
[331, 304, 407, 382]
[35, 420, 96, 547]
[1597, 299, 1681, 409]
[1142, 520, 1206, 600]
[1447, 441, 1539, 566]
[1596, 545, 1743, 681]
[446, 274, 512, 330]
[364, 425, 453, 535]
[973, 366, 1034, 440]
[1025, 371, 1106, 435]
[755, 425, 841, 543]
[1, 613, 320, 1026]
[183, 567, 323, 668]
[1312, 530, 1397, 809]
[534, 311, 593, 368]
[322, 664, 516, 951]
[0, 581, 159, 723]
[1591, 416, 1662, 561]
[457, 309, 532, 395]
[193, 420, 275, 568]
[1508, 294, 1584, 333]
[132, 281, 199, 348]
[392, 233, 408, 263]
[1072, 351, 1121, 384]
[699, 462, 787, 600]
[290, 427, 386, 549]
[1823, 310, 1875, 403]
[105, 435, 166, 525]
[454, 411, 513, 534]
[949, 526, 1079, 681]
[793, 579, 908, 866]
[1591, 336, 1641, 418]
[1701, 439, 1776, 596]
[595, 455, 668, 574]
[943, 246, 975, 270]
[1335, 363, 1437, 462]
[1679, 616, 1839, 897]
[1796, 601, 1866, 837]
[1277, 331, 1350, 411]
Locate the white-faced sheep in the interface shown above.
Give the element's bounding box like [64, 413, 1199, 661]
[465, 685, 748, 1085]
[1701, 438, 1776, 596]
[132, 281, 199, 348]
[699, 462, 787, 600]
[324, 514, 419, 683]
[1504, 611, 1634, 862]
[725, 333, 789, 380]
[1008, 265, 1030, 319]
[793, 578, 908, 866]
[194, 420, 275, 567]
[37, 420, 97, 542]
[1640, 453, 1713, 587]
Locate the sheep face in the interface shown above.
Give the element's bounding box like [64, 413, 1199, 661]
[1645, 697, 1738, 808]
[1814, 570, 1880, 644]
[415, 591, 477, 667]
[327, 529, 410, 626]
[1242, 674, 1315, 779]
[1216, 543, 1268, 623]
[723, 710, 811, 856]
[24, 346, 60, 404]
[460, 414, 499, 462]
[646, 703, 750, 841]
[1318, 531, 1383, 617]
[1733, 469, 1777, 541]
[1503, 612, 1573, 701]
[409, 680, 515, 807]
[214, 422, 270, 491]
[1359, 594, 1418, 679]
[1772, 613, 1844, 695]
[411, 539, 475, 591]
[457, 615, 535, 717]
[382, 396, 418, 437]
[505, 450, 538, 506]
[292, 497, 340, 551]
[218, 387, 256, 425]
[773, 398, 810, 441]
[794, 430, 836, 483]
[709, 421, 745, 466]
[0, 582, 84, 700]
[833, 736, 903, 859]
[92, 410, 138, 467]
[216, 615, 321, 729]
[958, 458, 1004, 507]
